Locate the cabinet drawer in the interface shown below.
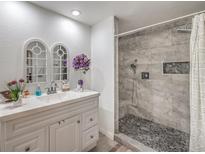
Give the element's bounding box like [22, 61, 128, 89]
[5, 128, 47, 152]
[82, 109, 98, 130]
[82, 125, 99, 150]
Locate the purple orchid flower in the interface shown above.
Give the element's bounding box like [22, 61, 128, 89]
[72, 54, 90, 74]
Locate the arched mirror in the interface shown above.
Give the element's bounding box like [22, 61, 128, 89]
[52, 43, 69, 81]
[24, 39, 48, 83]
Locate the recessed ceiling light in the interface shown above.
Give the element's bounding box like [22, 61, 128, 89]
[72, 10, 81, 16]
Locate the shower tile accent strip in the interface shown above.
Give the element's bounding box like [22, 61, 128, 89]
[119, 114, 189, 152]
[163, 61, 190, 74]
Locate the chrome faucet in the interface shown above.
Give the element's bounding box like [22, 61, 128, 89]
[46, 81, 58, 95]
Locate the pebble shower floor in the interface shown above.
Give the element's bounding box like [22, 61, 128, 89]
[119, 114, 189, 152]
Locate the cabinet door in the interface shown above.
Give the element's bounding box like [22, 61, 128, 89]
[50, 115, 81, 152]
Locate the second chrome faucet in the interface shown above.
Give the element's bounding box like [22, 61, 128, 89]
[46, 81, 58, 95]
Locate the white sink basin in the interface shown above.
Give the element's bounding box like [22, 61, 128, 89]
[35, 91, 82, 104]
[36, 92, 61, 103]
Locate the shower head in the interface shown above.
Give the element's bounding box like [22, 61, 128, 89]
[130, 59, 137, 74]
[130, 63, 136, 69]
[130, 64, 137, 73]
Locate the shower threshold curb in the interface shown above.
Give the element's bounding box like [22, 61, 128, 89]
[114, 133, 156, 152]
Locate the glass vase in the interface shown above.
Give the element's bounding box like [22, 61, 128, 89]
[77, 79, 84, 92]
[77, 71, 87, 92]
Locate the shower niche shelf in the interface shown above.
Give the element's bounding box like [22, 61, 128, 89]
[163, 62, 190, 74]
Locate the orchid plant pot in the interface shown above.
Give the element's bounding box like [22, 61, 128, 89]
[13, 94, 23, 107]
[7, 79, 26, 106]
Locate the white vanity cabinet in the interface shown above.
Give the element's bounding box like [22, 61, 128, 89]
[0, 91, 100, 152]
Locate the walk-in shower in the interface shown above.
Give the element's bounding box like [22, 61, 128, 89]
[116, 16, 192, 152]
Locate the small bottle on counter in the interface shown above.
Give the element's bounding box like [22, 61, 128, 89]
[35, 84, 42, 96]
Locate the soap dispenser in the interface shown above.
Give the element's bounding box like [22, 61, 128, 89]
[35, 84, 42, 96]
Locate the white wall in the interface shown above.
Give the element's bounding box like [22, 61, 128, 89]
[0, 1, 91, 91]
[91, 16, 115, 139]
[0, 1, 117, 140]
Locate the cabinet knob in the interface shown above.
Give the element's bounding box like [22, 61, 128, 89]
[90, 118, 93, 121]
[90, 135, 94, 139]
[77, 120, 80, 123]
[25, 146, 30, 152]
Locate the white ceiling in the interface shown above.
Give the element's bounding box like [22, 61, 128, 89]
[32, 1, 205, 33]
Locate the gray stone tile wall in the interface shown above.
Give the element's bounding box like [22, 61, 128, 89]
[118, 17, 191, 133]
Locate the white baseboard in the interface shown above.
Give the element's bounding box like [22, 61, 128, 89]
[99, 128, 114, 140]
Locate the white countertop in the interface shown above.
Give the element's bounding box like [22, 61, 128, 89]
[0, 90, 99, 120]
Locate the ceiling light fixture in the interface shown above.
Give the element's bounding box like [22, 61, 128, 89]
[72, 10, 81, 16]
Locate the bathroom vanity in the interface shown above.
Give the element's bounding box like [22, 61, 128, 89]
[0, 90, 100, 152]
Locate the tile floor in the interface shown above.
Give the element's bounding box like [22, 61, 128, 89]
[90, 133, 132, 152]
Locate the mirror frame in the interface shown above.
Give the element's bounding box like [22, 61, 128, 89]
[23, 38, 50, 84]
[51, 42, 70, 82]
